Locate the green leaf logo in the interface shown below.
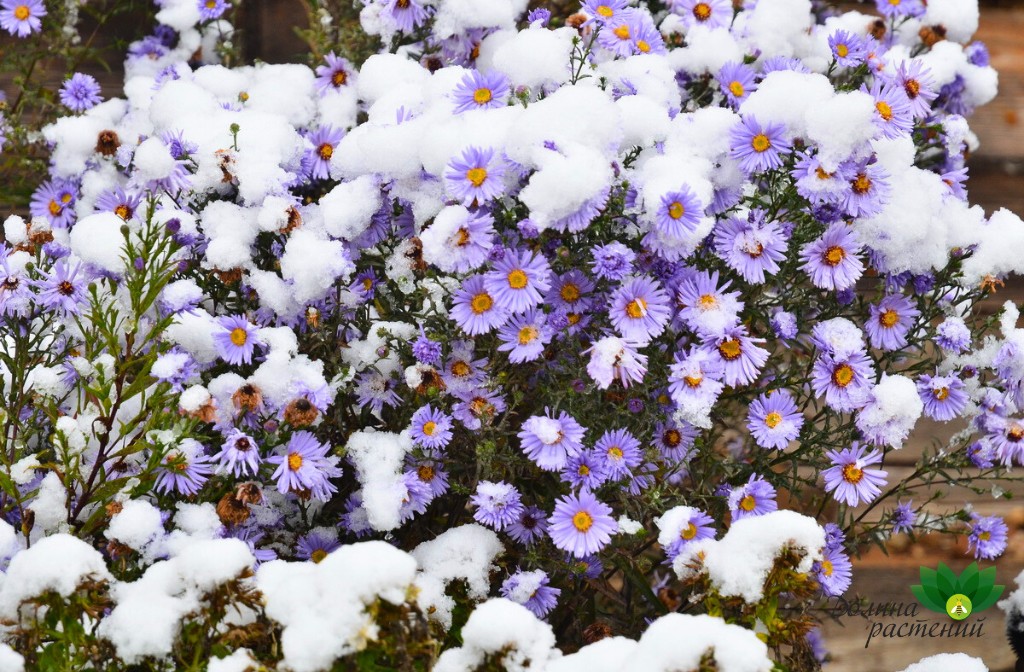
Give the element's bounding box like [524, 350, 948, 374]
[910, 562, 1004, 619]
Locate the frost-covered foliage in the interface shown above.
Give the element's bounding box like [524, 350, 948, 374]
[2, 0, 1024, 669]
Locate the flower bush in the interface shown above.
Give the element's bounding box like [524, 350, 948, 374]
[1, 0, 1023, 669]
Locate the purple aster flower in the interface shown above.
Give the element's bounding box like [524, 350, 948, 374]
[95, 187, 143, 222]
[315, 52, 355, 94]
[295, 530, 341, 563]
[841, 158, 890, 218]
[29, 179, 76, 229]
[0, 255, 31, 318]
[213, 315, 263, 366]
[590, 242, 635, 281]
[484, 248, 551, 314]
[302, 125, 343, 181]
[730, 116, 791, 175]
[452, 70, 510, 114]
[412, 327, 442, 366]
[967, 514, 1008, 560]
[990, 417, 1024, 467]
[445, 146, 506, 206]
[34, 260, 86, 315]
[597, 9, 645, 58]
[0, 0, 45, 37]
[518, 410, 587, 471]
[198, 0, 230, 21]
[652, 420, 698, 461]
[864, 79, 914, 139]
[354, 371, 402, 414]
[406, 454, 449, 500]
[409, 404, 454, 449]
[451, 274, 510, 335]
[594, 428, 642, 480]
[267, 431, 342, 501]
[501, 569, 560, 619]
[667, 347, 725, 418]
[497, 309, 551, 363]
[632, 19, 666, 55]
[811, 350, 874, 413]
[701, 325, 770, 387]
[213, 429, 261, 477]
[828, 30, 867, 68]
[966, 41, 990, 67]
[866, 294, 920, 351]
[152, 348, 196, 392]
[822, 443, 887, 507]
[548, 490, 617, 558]
[894, 60, 938, 119]
[940, 167, 969, 200]
[747, 390, 804, 450]
[154, 439, 212, 496]
[59, 73, 102, 112]
[527, 7, 551, 25]
[891, 500, 915, 534]
[562, 451, 608, 491]
[712, 212, 788, 284]
[676, 270, 743, 337]
[815, 545, 853, 596]
[968, 440, 997, 469]
[471, 480, 524, 531]
[657, 506, 715, 561]
[382, 0, 429, 33]
[508, 505, 549, 546]
[452, 386, 507, 431]
[762, 55, 812, 75]
[771, 310, 798, 340]
[653, 185, 703, 238]
[718, 61, 757, 108]
[583, 336, 648, 389]
[728, 474, 778, 519]
[582, 0, 627, 23]
[548, 270, 594, 310]
[609, 276, 671, 343]
[421, 207, 495, 273]
[875, 0, 924, 17]
[799, 224, 864, 291]
[672, 0, 731, 29]
[936, 317, 971, 353]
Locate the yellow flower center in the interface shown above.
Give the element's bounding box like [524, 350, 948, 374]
[518, 326, 539, 345]
[455, 227, 471, 246]
[572, 511, 594, 532]
[875, 100, 893, 121]
[668, 201, 685, 220]
[48, 200, 62, 216]
[933, 387, 949, 401]
[852, 173, 872, 194]
[465, 167, 488, 187]
[578, 464, 591, 476]
[979, 531, 992, 541]
[422, 420, 437, 436]
[230, 327, 248, 346]
[663, 429, 681, 447]
[473, 88, 492, 105]
[625, 297, 647, 319]
[836, 44, 849, 58]
[417, 465, 435, 481]
[815, 166, 833, 180]
[288, 453, 303, 471]
[637, 40, 651, 53]
[718, 338, 742, 361]
[751, 133, 771, 153]
[1008, 424, 1024, 442]
[451, 361, 470, 377]
[823, 245, 845, 266]
[596, 4, 614, 16]
[698, 294, 717, 309]
[832, 363, 854, 388]
[879, 309, 900, 328]
[114, 204, 131, 220]
[684, 373, 703, 388]
[470, 292, 493, 314]
[567, 313, 581, 325]
[842, 463, 864, 484]
[613, 24, 630, 40]
[560, 283, 581, 302]
[821, 559, 834, 576]
[681, 523, 698, 540]
[693, 2, 711, 20]
[765, 412, 783, 429]
[904, 79, 921, 99]
[331, 70, 348, 87]
[728, 81, 745, 98]
[739, 495, 757, 511]
[311, 549, 328, 563]
[608, 446, 623, 460]
[14, 5, 29, 20]
[317, 143, 334, 161]
[507, 269, 528, 289]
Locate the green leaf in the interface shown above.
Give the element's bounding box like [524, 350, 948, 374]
[919, 566, 939, 589]
[979, 566, 998, 590]
[910, 584, 945, 613]
[973, 584, 1005, 613]
[936, 563, 957, 599]
[959, 563, 980, 597]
